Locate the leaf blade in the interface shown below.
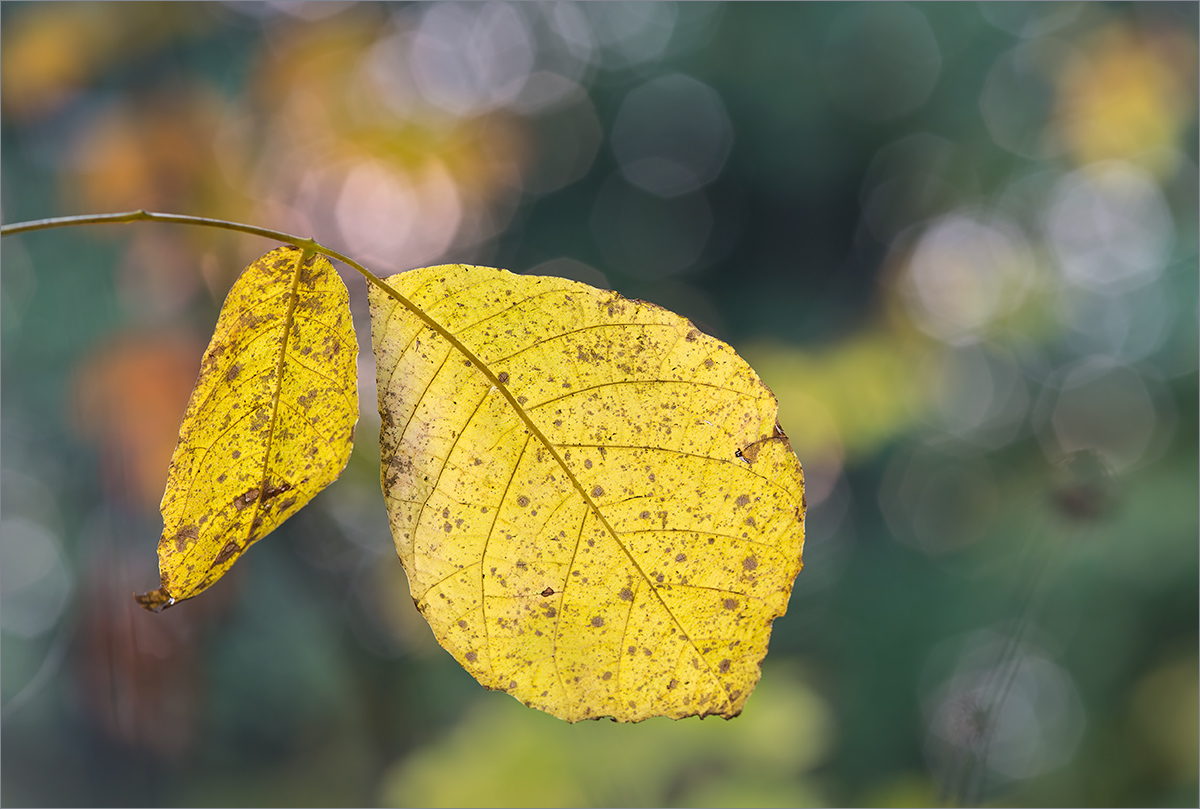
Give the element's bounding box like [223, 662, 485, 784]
[370, 266, 804, 722]
[137, 246, 358, 610]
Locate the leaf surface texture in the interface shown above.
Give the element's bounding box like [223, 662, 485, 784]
[138, 246, 357, 609]
[370, 266, 805, 721]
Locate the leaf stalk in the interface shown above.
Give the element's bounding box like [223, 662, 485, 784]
[1, 209, 414, 311]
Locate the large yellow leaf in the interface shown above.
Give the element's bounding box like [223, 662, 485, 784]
[370, 266, 805, 722]
[137, 246, 358, 610]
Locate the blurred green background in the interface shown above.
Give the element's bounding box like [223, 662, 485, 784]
[2, 2, 1196, 806]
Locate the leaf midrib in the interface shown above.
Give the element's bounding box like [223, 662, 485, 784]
[245, 249, 307, 545]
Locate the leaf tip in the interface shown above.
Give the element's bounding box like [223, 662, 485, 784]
[134, 587, 176, 613]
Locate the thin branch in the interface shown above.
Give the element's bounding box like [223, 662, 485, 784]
[0, 209, 443, 336]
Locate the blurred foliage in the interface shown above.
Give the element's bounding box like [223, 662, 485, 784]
[2, 2, 1196, 807]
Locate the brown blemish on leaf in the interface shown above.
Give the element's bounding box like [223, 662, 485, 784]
[719, 659, 731, 673]
[675, 553, 686, 562]
[213, 540, 239, 566]
[738, 429, 792, 466]
[723, 598, 738, 610]
[235, 487, 261, 509]
[619, 587, 634, 601]
[743, 555, 758, 571]
[736, 494, 750, 508]
[591, 615, 604, 628]
[172, 525, 199, 553]
[465, 651, 477, 663]
[498, 371, 509, 384]
[541, 587, 555, 597]
[591, 486, 604, 497]
[517, 495, 530, 507]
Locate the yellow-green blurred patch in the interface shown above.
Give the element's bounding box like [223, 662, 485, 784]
[741, 330, 932, 464]
[379, 661, 832, 808]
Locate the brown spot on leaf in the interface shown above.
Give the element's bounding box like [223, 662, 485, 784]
[736, 494, 750, 508]
[743, 555, 758, 571]
[458, 620, 468, 629]
[584, 459, 593, 469]
[723, 598, 738, 610]
[619, 587, 634, 601]
[172, 525, 199, 553]
[591, 485, 604, 497]
[675, 553, 686, 563]
[213, 540, 239, 566]
[591, 615, 604, 628]
[541, 587, 555, 597]
[602, 671, 612, 681]
[719, 659, 731, 673]
[234, 487, 260, 509]
[667, 678, 679, 690]
[465, 651, 477, 663]
[498, 371, 510, 384]
[517, 495, 530, 507]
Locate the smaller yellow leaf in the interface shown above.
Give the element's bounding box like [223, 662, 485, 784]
[137, 246, 357, 610]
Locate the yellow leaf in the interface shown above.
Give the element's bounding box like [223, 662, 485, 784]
[369, 266, 805, 722]
[137, 246, 358, 610]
